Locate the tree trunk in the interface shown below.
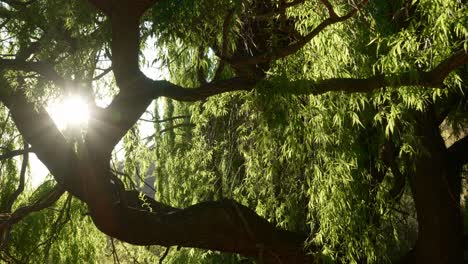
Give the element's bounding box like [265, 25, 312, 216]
[406, 109, 463, 263]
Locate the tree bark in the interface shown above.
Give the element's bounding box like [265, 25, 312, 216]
[405, 108, 463, 264]
[1, 0, 467, 262]
[0, 87, 315, 263]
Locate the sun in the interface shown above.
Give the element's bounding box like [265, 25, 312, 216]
[47, 95, 90, 130]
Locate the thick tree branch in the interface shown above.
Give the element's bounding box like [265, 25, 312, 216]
[320, 0, 339, 18]
[156, 77, 256, 101]
[86, 0, 111, 14]
[447, 135, 468, 167]
[283, 49, 468, 95]
[0, 59, 66, 87]
[2, 48, 465, 163]
[0, 90, 82, 197]
[89, 198, 312, 263]
[92, 48, 466, 155]
[87, 0, 157, 16]
[88, 77, 255, 155]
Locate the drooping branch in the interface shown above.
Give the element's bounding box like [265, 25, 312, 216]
[2, 141, 28, 213]
[0, 185, 65, 250]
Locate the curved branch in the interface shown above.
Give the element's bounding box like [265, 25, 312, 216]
[228, 0, 369, 65]
[0, 185, 65, 250]
[88, 77, 255, 154]
[282, 49, 468, 95]
[3, 185, 64, 225]
[91, 48, 466, 155]
[89, 197, 312, 263]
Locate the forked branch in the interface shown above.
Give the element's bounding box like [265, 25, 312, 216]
[228, 0, 369, 65]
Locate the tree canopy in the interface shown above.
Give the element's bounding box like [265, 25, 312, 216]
[0, 0, 467, 263]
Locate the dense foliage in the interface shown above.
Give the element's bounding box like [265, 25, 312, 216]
[0, 0, 467, 263]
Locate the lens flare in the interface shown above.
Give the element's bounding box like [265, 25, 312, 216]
[47, 95, 89, 130]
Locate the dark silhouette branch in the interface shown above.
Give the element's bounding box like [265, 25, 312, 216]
[159, 123, 194, 134]
[447, 135, 468, 167]
[320, 0, 339, 18]
[196, 46, 207, 85]
[93, 66, 112, 80]
[283, 49, 468, 95]
[283, 0, 306, 9]
[0, 59, 67, 87]
[0, 185, 65, 250]
[87, 0, 157, 16]
[3, 141, 28, 213]
[139, 115, 190, 123]
[89, 198, 312, 263]
[253, 0, 306, 20]
[213, 8, 235, 81]
[159, 247, 170, 264]
[0, 1, 464, 262]
[227, 0, 369, 65]
[388, 164, 406, 201]
[0, 146, 33, 160]
[0, 90, 82, 198]
[110, 238, 121, 264]
[37, 194, 73, 262]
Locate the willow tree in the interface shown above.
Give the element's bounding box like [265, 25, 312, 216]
[0, 0, 466, 263]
